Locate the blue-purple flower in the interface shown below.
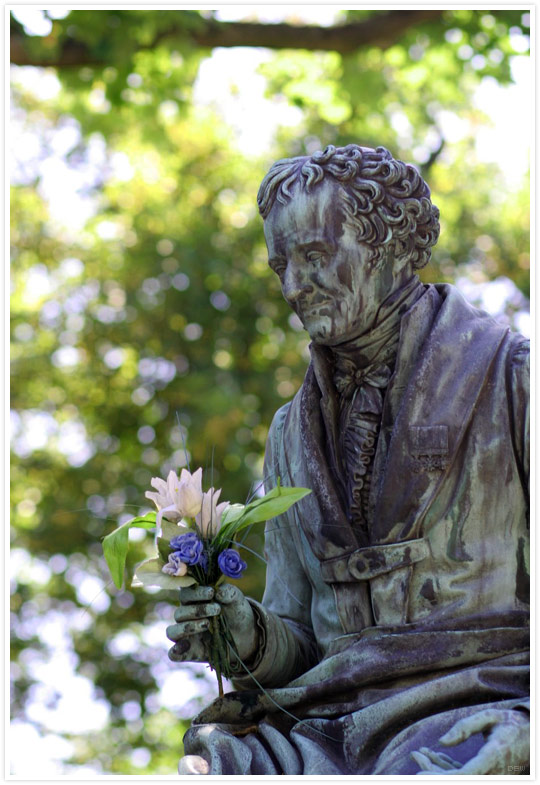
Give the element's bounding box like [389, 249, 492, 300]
[217, 549, 247, 579]
[170, 532, 204, 566]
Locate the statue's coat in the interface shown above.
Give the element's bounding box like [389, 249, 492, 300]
[183, 284, 529, 774]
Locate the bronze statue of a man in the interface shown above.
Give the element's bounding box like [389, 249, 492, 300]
[167, 144, 529, 775]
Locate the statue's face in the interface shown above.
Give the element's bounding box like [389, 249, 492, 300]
[264, 179, 397, 346]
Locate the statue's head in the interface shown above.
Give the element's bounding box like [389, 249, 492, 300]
[258, 144, 440, 271]
[257, 144, 440, 346]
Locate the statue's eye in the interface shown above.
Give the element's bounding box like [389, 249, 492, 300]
[306, 250, 326, 264]
[269, 258, 286, 278]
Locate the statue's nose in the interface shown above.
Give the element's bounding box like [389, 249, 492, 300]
[282, 266, 312, 304]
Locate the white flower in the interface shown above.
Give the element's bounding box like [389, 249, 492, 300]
[145, 467, 205, 535]
[170, 467, 204, 518]
[162, 553, 188, 577]
[196, 487, 229, 538]
[145, 471, 182, 521]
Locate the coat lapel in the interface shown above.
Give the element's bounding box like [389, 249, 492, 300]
[281, 363, 359, 561]
[371, 284, 509, 544]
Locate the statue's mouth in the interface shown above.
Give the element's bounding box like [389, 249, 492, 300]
[297, 298, 332, 317]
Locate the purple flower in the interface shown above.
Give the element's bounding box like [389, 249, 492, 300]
[170, 532, 204, 566]
[217, 549, 247, 579]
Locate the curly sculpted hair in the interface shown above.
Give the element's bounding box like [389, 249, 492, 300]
[257, 144, 440, 270]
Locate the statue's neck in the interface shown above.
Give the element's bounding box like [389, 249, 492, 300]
[331, 275, 424, 370]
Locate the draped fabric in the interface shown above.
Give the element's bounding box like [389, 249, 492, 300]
[185, 622, 529, 775]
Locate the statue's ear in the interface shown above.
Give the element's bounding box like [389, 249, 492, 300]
[392, 238, 413, 272]
[376, 242, 395, 270]
[372, 241, 400, 271]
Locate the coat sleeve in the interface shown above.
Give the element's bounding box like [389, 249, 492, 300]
[230, 403, 319, 690]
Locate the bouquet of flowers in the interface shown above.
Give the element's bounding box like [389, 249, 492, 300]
[102, 466, 310, 695]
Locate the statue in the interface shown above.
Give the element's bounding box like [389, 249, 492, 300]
[166, 144, 529, 775]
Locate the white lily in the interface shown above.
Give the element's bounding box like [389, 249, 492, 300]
[145, 471, 181, 518]
[196, 487, 230, 538]
[169, 467, 204, 518]
[145, 467, 204, 536]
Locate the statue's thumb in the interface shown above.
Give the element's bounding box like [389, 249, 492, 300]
[215, 583, 242, 606]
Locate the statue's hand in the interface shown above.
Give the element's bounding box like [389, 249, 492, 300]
[411, 708, 529, 775]
[166, 583, 259, 665]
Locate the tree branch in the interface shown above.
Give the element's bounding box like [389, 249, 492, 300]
[10, 10, 444, 68]
[191, 10, 443, 52]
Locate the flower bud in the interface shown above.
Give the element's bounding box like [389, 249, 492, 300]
[196, 488, 229, 538]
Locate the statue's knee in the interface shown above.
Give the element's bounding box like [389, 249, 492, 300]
[178, 754, 210, 775]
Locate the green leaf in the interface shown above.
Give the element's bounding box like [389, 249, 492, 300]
[132, 557, 196, 590]
[160, 519, 189, 541]
[129, 511, 157, 529]
[157, 536, 172, 562]
[217, 486, 311, 545]
[102, 523, 131, 589]
[102, 511, 156, 589]
[234, 486, 311, 531]
[219, 503, 245, 527]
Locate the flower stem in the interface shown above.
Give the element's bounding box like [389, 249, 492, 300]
[210, 615, 224, 698]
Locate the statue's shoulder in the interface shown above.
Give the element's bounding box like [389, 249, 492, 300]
[434, 282, 529, 357]
[436, 285, 530, 412]
[507, 332, 530, 400]
[264, 399, 296, 481]
[268, 400, 294, 443]
[266, 377, 308, 449]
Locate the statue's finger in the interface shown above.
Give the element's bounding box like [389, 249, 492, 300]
[417, 747, 461, 770]
[440, 710, 500, 746]
[174, 603, 220, 623]
[458, 721, 529, 775]
[180, 585, 214, 604]
[168, 637, 207, 663]
[215, 583, 241, 605]
[166, 619, 211, 641]
[410, 750, 445, 773]
[431, 750, 461, 769]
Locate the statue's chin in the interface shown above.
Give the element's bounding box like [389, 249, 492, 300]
[308, 314, 381, 347]
[307, 323, 358, 347]
[304, 314, 371, 346]
[303, 317, 335, 345]
[306, 328, 331, 345]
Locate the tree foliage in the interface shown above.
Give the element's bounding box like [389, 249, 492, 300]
[10, 8, 529, 775]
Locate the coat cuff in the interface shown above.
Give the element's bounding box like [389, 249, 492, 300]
[229, 599, 316, 690]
